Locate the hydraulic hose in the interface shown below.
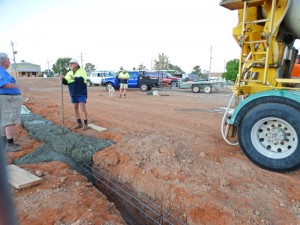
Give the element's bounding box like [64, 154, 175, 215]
[271, 0, 291, 37]
[221, 94, 239, 146]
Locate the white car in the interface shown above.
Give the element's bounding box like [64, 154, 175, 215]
[87, 71, 116, 87]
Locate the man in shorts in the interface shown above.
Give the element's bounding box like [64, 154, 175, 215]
[62, 59, 89, 130]
[0, 53, 23, 152]
[118, 67, 130, 98]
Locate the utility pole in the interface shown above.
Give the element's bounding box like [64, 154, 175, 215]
[208, 46, 212, 80]
[80, 52, 83, 67]
[47, 59, 50, 77]
[10, 41, 18, 77]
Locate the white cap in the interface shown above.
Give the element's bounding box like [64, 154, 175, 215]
[69, 58, 79, 64]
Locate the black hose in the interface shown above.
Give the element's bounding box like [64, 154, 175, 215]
[0, 139, 19, 225]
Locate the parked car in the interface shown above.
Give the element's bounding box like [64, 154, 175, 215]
[87, 71, 116, 87]
[102, 71, 160, 92]
[145, 71, 181, 87]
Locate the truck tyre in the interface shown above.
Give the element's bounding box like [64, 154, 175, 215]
[140, 83, 149, 92]
[87, 80, 92, 87]
[105, 83, 114, 91]
[238, 103, 300, 172]
[192, 85, 200, 93]
[171, 81, 177, 87]
[203, 85, 212, 94]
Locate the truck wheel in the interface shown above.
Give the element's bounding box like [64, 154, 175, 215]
[87, 80, 92, 87]
[203, 85, 212, 94]
[140, 83, 149, 92]
[192, 85, 200, 93]
[105, 83, 114, 91]
[171, 82, 177, 87]
[238, 103, 300, 172]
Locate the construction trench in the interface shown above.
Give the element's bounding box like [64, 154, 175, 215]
[15, 112, 187, 225]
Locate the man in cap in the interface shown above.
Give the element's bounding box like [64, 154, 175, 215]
[62, 59, 89, 130]
[118, 67, 130, 98]
[0, 53, 23, 152]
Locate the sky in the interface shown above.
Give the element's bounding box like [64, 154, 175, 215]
[1, 0, 243, 73]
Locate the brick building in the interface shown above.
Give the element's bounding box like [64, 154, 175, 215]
[9, 60, 41, 77]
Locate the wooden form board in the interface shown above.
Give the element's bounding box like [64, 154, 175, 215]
[88, 123, 107, 132]
[7, 165, 42, 189]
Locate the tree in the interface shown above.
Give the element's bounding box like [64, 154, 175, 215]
[42, 70, 55, 77]
[138, 63, 146, 70]
[153, 53, 170, 70]
[223, 59, 239, 81]
[52, 57, 71, 75]
[191, 65, 202, 76]
[169, 63, 185, 75]
[84, 63, 96, 73]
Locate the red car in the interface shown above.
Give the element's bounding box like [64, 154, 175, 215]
[145, 71, 180, 87]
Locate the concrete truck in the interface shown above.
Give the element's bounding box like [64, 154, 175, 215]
[220, 0, 300, 172]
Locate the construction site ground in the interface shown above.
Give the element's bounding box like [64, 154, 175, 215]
[7, 77, 300, 225]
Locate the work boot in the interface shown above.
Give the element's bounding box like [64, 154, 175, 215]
[73, 123, 83, 129]
[5, 143, 21, 152]
[83, 124, 89, 130]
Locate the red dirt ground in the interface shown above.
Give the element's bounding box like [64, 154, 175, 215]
[7, 77, 300, 225]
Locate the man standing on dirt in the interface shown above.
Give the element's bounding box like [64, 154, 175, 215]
[62, 59, 89, 130]
[118, 67, 130, 98]
[0, 53, 23, 152]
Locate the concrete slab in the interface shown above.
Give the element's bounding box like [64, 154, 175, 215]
[88, 124, 107, 132]
[7, 164, 42, 189]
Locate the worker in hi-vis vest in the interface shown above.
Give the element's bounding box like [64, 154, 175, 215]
[118, 67, 130, 98]
[62, 58, 89, 130]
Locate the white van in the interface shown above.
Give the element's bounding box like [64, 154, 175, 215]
[87, 71, 116, 87]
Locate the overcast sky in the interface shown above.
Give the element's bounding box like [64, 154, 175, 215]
[1, 0, 248, 73]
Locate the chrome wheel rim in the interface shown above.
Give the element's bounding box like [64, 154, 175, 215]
[251, 117, 298, 159]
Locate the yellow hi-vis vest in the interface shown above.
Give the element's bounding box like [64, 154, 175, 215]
[65, 68, 87, 84]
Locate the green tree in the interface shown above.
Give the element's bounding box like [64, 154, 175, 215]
[191, 65, 202, 76]
[52, 57, 71, 75]
[154, 53, 170, 70]
[84, 63, 96, 73]
[138, 63, 146, 70]
[223, 59, 239, 81]
[169, 63, 185, 75]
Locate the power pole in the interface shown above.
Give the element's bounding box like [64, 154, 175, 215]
[10, 41, 18, 77]
[208, 46, 212, 80]
[47, 59, 50, 77]
[80, 52, 83, 67]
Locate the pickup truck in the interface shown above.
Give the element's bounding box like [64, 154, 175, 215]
[101, 71, 160, 92]
[145, 71, 180, 87]
[87, 71, 116, 87]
